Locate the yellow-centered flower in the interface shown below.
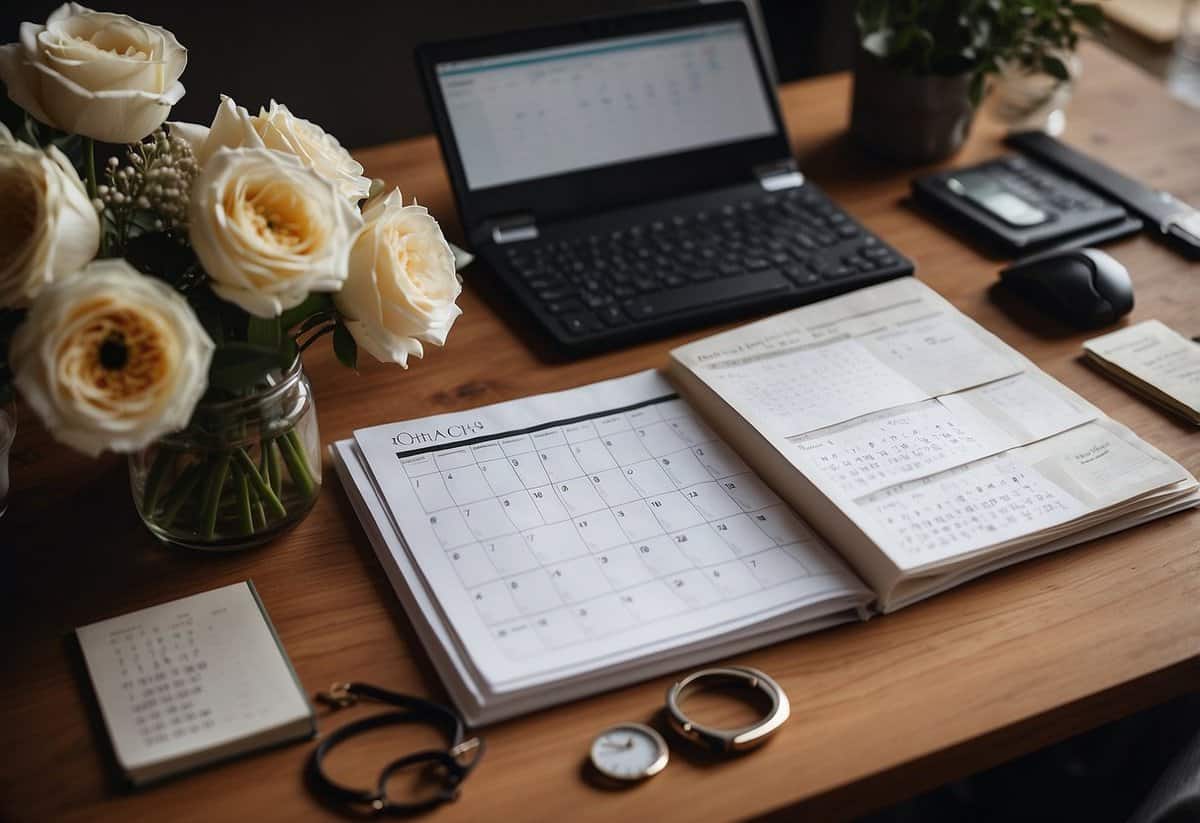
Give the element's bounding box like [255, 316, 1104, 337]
[10, 259, 214, 457]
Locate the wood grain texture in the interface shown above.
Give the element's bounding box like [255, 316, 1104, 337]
[2, 41, 1198, 823]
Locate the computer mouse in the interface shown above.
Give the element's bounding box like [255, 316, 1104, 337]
[999, 247, 1133, 329]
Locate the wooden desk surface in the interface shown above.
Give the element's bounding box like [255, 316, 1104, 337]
[2, 42, 1199, 823]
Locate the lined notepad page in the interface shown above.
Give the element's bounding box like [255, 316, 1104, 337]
[76, 582, 311, 775]
[353, 371, 871, 692]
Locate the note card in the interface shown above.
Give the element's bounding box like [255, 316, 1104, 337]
[1084, 320, 1200, 424]
[76, 581, 314, 785]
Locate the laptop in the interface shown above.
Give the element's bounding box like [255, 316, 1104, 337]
[416, 1, 913, 355]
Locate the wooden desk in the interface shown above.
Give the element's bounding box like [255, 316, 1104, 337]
[2, 41, 1198, 823]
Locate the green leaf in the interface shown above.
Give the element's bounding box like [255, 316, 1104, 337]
[124, 231, 201, 288]
[278, 293, 334, 333]
[48, 132, 83, 168]
[1043, 54, 1070, 80]
[246, 315, 281, 349]
[1072, 4, 1105, 32]
[187, 285, 228, 345]
[207, 343, 282, 394]
[278, 336, 298, 370]
[333, 321, 357, 371]
[854, 0, 1098, 79]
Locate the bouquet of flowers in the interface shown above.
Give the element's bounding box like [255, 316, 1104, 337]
[0, 3, 465, 546]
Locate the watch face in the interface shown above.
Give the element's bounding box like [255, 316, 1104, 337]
[589, 723, 669, 782]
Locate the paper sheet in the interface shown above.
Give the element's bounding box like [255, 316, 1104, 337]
[352, 370, 871, 690]
[854, 418, 1190, 568]
[672, 279, 1193, 574]
[75, 582, 310, 773]
[1084, 320, 1200, 419]
[680, 278, 1024, 440]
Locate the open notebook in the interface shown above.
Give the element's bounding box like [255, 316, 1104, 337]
[333, 278, 1198, 725]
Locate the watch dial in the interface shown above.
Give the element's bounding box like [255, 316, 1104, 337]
[589, 723, 668, 781]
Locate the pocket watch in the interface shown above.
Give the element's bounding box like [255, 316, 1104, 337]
[588, 722, 669, 783]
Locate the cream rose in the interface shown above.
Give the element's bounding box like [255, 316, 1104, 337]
[189, 147, 362, 318]
[0, 123, 100, 308]
[0, 3, 187, 144]
[171, 96, 370, 202]
[335, 189, 462, 367]
[10, 259, 214, 457]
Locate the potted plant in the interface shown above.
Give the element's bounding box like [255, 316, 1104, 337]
[849, 0, 1105, 164]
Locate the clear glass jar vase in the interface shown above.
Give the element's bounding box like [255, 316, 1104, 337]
[128, 358, 321, 550]
[990, 54, 1081, 136]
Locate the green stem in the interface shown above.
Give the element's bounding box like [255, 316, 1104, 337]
[159, 464, 203, 528]
[235, 449, 287, 518]
[141, 449, 175, 516]
[234, 463, 253, 536]
[246, 478, 267, 530]
[280, 429, 316, 498]
[267, 439, 283, 497]
[83, 136, 110, 257]
[255, 445, 270, 528]
[84, 136, 98, 199]
[201, 454, 232, 539]
[259, 441, 270, 484]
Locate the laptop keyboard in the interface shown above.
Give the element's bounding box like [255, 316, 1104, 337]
[500, 186, 906, 341]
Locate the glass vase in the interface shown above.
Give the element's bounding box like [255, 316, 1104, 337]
[990, 55, 1081, 136]
[128, 358, 321, 550]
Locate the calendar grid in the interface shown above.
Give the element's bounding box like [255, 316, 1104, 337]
[396, 395, 839, 660]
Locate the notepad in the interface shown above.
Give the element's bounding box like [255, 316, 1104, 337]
[1083, 320, 1200, 425]
[334, 278, 1199, 725]
[76, 581, 315, 786]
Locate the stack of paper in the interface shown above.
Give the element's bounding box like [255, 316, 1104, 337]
[332, 373, 873, 725]
[670, 279, 1199, 612]
[1084, 320, 1200, 425]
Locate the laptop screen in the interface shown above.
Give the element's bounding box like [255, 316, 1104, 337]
[434, 21, 778, 191]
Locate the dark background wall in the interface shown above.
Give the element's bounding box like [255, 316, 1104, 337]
[1, 1, 854, 149]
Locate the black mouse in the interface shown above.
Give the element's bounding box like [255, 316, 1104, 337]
[999, 247, 1134, 329]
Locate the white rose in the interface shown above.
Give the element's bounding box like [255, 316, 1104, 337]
[10, 259, 214, 457]
[0, 123, 100, 308]
[335, 189, 462, 367]
[0, 3, 187, 144]
[171, 96, 370, 202]
[189, 147, 362, 318]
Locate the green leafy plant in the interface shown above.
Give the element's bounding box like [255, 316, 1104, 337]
[856, 0, 1106, 104]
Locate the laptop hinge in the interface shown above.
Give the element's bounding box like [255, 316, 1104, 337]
[754, 159, 805, 192]
[486, 214, 539, 245]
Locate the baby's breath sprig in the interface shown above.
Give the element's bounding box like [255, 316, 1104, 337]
[93, 127, 198, 251]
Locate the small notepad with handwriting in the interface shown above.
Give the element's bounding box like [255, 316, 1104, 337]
[1083, 320, 1200, 424]
[76, 581, 314, 786]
